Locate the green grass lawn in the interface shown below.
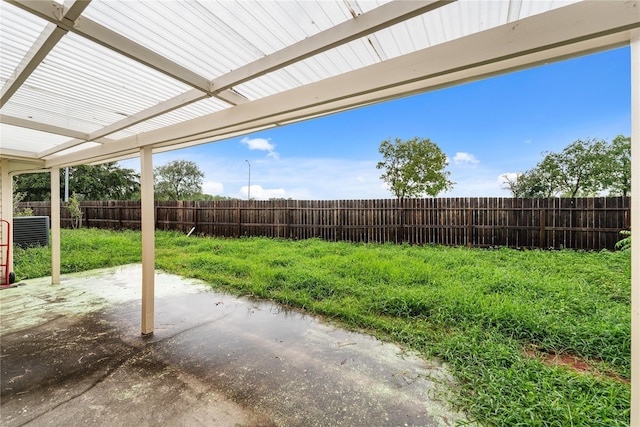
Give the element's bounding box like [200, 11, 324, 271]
[14, 228, 631, 426]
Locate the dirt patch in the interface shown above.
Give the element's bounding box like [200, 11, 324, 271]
[522, 347, 629, 384]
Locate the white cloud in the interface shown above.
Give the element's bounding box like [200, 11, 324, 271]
[241, 137, 279, 159]
[202, 180, 224, 195]
[498, 172, 520, 185]
[241, 137, 274, 151]
[453, 152, 479, 166]
[241, 185, 286, 200]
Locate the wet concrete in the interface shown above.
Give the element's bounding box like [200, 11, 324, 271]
[1, 265, 470, 426]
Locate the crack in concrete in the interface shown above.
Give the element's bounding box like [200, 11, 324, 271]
[21, 353, 134, 425]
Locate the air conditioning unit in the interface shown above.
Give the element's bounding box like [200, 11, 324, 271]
[13, 216, 50, 248]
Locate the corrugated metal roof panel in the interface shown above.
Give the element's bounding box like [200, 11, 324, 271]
[0, 2, 50, 81]
[235, 37, 381, 101]
[8, 31, 191, 133]
[0, 124, 71, 152]
[35, 32, 189, 109]
[2, 88, 108, 134]
[80, 0, 356, 82]
[231, 0, 565, 101]
[81, 1, 244, 80]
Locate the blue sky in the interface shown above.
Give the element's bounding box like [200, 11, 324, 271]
[122, 46, 631, 200]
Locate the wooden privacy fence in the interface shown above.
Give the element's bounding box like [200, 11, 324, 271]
[18, 197, 630, 251]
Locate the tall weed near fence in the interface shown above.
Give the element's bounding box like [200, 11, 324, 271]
[18, 196, 630, 250]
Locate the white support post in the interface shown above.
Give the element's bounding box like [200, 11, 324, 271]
[630, 29, 640, 427]
[50, 167, 61, 284]
[140, 146, 155, 335]
[0, 158, 13, 281]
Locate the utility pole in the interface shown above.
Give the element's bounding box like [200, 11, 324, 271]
[64, 167, 69, 202]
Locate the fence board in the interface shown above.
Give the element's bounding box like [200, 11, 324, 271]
[16, 197, 630, 251]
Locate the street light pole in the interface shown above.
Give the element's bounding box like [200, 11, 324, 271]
[245, 160, 250, 200]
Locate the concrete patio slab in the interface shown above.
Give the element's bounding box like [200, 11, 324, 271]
[1, 265, 469, 426]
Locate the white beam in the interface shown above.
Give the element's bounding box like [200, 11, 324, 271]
[0, 0, 90, 107]
[50, 167, 61, 284]
[1, 115, 90, 140]
[85, 89, 210, 142]
[45, 0, 640, 168]
[0, 148, 42, 162]
[213, 89, 249, 106]
[140, 146, 154, 335]
[38, 137, 113, 159]
[630, 28, 639, 427]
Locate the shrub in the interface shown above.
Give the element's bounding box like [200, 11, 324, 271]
[615, 229, 631, 252]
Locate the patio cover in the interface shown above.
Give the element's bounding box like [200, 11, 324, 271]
[0, 0, 639, 422]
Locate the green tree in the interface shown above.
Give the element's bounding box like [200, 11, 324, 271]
[376, 137, 453, 198]
[69, 163, 139, 200]
[605, 135, 631, 197]
[508, 138, 613, 198]
[67, 193, 83, 229]
[502, 169, 556, 198]
[13, 162, 139, 201]
[154, 160, 205, 200]
[13, 192, 34, 216]
[13, 173, 51, 201]
[549, 138, 610, 197]
[525, 155, 565, 197]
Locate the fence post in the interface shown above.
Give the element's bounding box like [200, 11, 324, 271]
[394, 200, 400, 244]
[193, 203, 198, 231]
[337, 202, 343, 241]
[539, 208, 546, 248]
[398, 200, 403, 244]
[467, 208, 473, 248]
